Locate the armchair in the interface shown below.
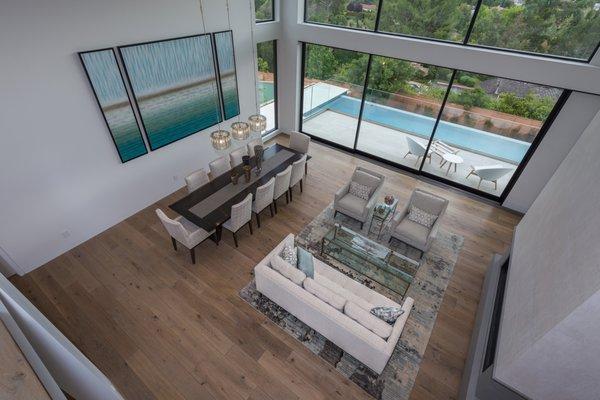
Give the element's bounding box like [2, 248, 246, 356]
[389, 189, 448, 255]
[333, 166, 385, 229]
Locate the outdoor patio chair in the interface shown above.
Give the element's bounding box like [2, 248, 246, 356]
[404, 137, 431, 166]
[466, 165, 515, 190]
[431, 140, 460, 165]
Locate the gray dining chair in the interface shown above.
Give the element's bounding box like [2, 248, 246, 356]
[289, 155, 307, 201]
[185, 169, 209, 193]
[155, 209, 215, 264]
[252, 177, 275, 228]
[273, 165, 292, 213]
[222, 193, 253, 247]
[289, 131, 310, 174]
[230, 147, 248, 167]
[209, 156, 231, 178]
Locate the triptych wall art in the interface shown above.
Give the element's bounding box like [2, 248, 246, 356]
[79, 30, 240, 162]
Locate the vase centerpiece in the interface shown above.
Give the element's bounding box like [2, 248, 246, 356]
[254, 145, 264, 175]
[242, 155, 251, 182]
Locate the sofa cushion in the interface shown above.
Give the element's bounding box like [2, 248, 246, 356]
[344, 301, 393, 339]
[349, 181, 372, 200]
[407, 205, 438, 228]
[297, 247, 315, 278]
[394, 218, 430, 248]
[270, 255, 305, 285]
[303, 278, 346, 311]
[337, 193, 367, 215]
[317, 275, 374, 311]
[353, 170, 381, 190]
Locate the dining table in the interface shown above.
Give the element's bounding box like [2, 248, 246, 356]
[170, 143, 310, 244]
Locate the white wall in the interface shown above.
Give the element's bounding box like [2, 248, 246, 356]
[0, 0, 260, 274]
[495, 109, 600, 399]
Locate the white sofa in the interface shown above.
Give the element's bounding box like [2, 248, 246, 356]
[255, 233, 414, 374]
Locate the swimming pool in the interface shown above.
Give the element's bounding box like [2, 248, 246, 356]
[305, 95, 529, 163]
[258, 81, 275, 105]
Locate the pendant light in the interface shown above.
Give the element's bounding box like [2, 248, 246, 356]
[200, 0, 232, 151]
[226, 0, 251, 140]
[247, 0, 267, 133]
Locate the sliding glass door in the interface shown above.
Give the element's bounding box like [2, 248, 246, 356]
[257, 40, 278, 134]
[299, 42, 568, 200]
[301, 43, 369, 149]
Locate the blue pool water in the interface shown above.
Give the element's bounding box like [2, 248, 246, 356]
[306, 96, 529, 163]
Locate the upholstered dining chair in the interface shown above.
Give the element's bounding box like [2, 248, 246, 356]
[222, 193, 253, 247]
[333, 166, 385, 229]
[209, 156, 230, 178]
[252, 177, 275, 228]
[155, 209, 215, 264]
[288, 154, 307, 201]
[247, 138, 263, 157]
[389, 189, 448, 256]
[289, 131, 310, 174]
[273, 165, 292, 213]
[185, 169, 209, 193]
[229, 147, 248, 167]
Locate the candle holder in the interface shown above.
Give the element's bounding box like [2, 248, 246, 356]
[243, 165, 252, 182]
[230, 170, 239, 185]
[254, 145, 264, 175]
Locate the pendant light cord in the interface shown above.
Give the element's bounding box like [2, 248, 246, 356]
[199, 0, 223, 131]
[225, 0, 242, 124]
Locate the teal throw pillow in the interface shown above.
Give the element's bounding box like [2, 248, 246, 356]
[296, 247, 314, 278]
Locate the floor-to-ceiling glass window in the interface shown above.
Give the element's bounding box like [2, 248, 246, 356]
[422, 72, 564, 195]
[257, 40, 277, 134]
[356, 56, 453, 169]
[301, 43, 369, 149]
[255, 0, 274, 22]
[305, 0, 381, 31]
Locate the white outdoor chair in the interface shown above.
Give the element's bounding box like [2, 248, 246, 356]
[229, 147, 248, 167]
[209, 156, 231, 178]
[404, 136, 431, 166]
[222, 193, 253, 247]
[289, 131, 310, 174]
[185, 169, 209, 193]
[273, 165, 292, 213]
[289, 155, 307, 201]
[466, 165, 515, 190]
[252, 177, 275, 228]
[155, 209, 215, 264]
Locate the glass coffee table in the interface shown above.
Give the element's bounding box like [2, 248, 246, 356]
[321, 224, 420, 297]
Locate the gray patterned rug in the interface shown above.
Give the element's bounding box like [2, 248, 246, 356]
[239, 203, 463, 399]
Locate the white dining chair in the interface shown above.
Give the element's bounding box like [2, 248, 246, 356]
[288, 155, 307, 201]
[222, 193, 253, 247]
[185, 169, 209, 193]
[252, 177, 275, 228]
[155, 209, 215, 264]
[289, 131, 310, 175]
[273, 165, 292, 214]
[209, 156, 231, 178]
[229, 147, 248, 167]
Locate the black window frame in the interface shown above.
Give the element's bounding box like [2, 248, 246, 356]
[257, 39, 279, 136]
[256, 0, 275, 23]
[298, 41, 572, 203]
[302, 0, 600, 63]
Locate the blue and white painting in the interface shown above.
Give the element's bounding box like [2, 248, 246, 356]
[119, 35, 222, 150]
[214, 31, 240, 120]
[80, 49, 148, 163]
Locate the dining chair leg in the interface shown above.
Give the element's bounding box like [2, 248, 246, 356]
[273, 200, 278, 214]
[190, 247, 196, 264]
[171, 237, 177, 251]
[300, 179, 303, 193]
[289, 188, 293, 202]
[269, 203, 274, 217]
[285, 192, 289, 204]
[248, 220, 253, 235]
[256, 212, 261, 228]
[233, 232, 238, 248]
[305, 163, 308, 175]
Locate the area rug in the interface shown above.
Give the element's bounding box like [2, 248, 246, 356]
[239, 203, 464, 399]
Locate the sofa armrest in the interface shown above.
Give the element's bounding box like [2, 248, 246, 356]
[390, 203, 409, 232]
[385, 296, 414, 354]
[257, 233, 295, 267]
[334, 182, 350, 202]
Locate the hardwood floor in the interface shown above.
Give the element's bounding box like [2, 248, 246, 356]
[10, 136, 520, 400]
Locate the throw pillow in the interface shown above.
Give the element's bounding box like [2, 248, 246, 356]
[349, 181, 372, 200]
[370, 306, 405, 324]
[407, 205, 438, 228]
[280, 244, 297, 266]
[296, 247, 315, 278]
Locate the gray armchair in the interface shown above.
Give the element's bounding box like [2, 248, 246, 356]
[389, 189, 448, 255]
[333, 166, 385, 229]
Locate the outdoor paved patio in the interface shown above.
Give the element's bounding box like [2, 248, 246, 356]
[303, 110, 519, 195]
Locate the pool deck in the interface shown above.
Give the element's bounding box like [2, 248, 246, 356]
[303, 110, 518, 195]
[260, 101, 276, 133]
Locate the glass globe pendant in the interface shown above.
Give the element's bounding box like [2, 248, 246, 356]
[248, 114, 267, 133]
[231, 121, 250, 140]
[210, 129, 231, 150]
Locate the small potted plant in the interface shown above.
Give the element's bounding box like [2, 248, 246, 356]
[384, 195, 395, 205]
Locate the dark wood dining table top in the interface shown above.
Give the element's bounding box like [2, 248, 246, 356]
[169, 143, 310, 232]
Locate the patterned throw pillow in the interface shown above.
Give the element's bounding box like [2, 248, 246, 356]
[279, 244, 297, 266]
[407, 206, 438, 228]
[349, 181, 372, 200]
[370, 306, 405, 324]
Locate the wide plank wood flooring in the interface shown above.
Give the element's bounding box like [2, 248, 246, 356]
[10, 136, 520, 400]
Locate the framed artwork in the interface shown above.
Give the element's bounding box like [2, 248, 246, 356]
[118, 34, 223, 151]
[79, 48, 148, 163]
[213, 30, 241, 120]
